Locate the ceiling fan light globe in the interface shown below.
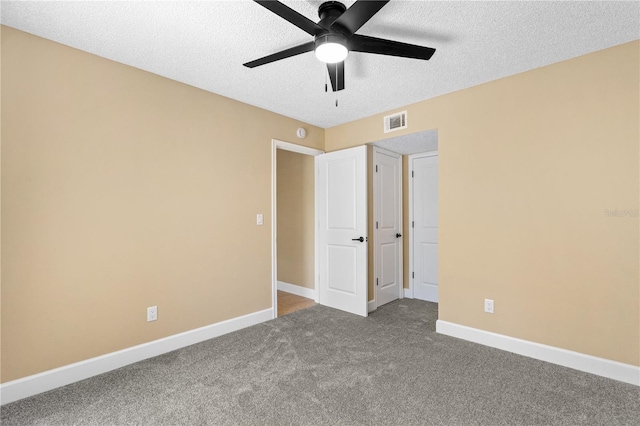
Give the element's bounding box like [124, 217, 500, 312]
[314, 34, 349, 63]
[315, 42, 348, 63]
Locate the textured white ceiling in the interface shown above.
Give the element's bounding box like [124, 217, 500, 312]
[370, 128, 438, 155]
[2, 1, 639, 128]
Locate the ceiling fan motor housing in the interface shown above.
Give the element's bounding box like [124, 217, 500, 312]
[318, 1, 349, 36]
[314, 33, 348, 51]
[315, 1, 350, 62]
[318, 1, 347, 24]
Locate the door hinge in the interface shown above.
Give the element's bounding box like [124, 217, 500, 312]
[376, 278, 379, 286]
[412, 221, 414, 228]
[412, 170, 414, 178]
[376, 221, 378, 229]
[376, 165, 378, 172]
[412, 272, 415, 279]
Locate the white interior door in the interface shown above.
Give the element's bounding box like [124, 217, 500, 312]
[412, 153, 438, 302]
[374, 148, 402, 307]
[318, 146, 368, 317]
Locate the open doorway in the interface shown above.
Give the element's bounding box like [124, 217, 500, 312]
[271, 140, 323, 318]
[368, 129, 438, 309]
[272, 141, 368, 318]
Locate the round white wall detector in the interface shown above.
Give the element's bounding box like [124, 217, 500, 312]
[296, 128, 306, 139]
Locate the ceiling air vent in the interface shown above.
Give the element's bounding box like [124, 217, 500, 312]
[384, 110, 408, 133]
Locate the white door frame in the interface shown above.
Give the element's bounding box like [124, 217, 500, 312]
[408, 150, 438, 299]
[372, 147, 403, 311]
[271, 139, 324, 319]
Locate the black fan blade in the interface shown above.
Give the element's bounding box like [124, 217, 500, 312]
[331, 0, 389, 36]
[255, 0, 324, 36]
[244, 41, 315, 68]
[327, 61, 345, 92]
[350, 34, 436, 60]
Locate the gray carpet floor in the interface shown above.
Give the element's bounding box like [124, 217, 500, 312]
[2, 299, 639, 425]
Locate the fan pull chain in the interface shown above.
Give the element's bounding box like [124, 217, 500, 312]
[335, 65, 339, 107]
[325, 68, 328, 93]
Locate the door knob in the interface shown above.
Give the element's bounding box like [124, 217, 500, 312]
[396, 233, 402, 238]
[352, 237, 364, 242]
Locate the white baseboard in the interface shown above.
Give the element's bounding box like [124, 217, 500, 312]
[368, 300, 376, 313]
[277, 281, 316, 300]
[403, 288, 413, 298]
[436, 320, 640, 386]
[0, 308, 274, 405]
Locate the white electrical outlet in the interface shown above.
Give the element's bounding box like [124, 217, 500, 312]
[147, 306, 158, 322]
[484, 299, 494, 314]
[257, 214, 263, 226]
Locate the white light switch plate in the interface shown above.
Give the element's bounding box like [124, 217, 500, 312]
[257, 214, 263, 225]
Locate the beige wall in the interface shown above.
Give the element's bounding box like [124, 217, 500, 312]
[327, 41, 640, 366]
[0, 26, 324, 383]
[1, 24, 638, 385]
[276, 149, 315, 289]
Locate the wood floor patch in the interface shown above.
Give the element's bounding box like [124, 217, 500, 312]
[277, 290, 315, 316]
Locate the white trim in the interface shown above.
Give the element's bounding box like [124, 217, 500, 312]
[403, 288, 413, 298]
[436, 320, 640, 386]
[274, 140, 323, 157]
[373, 147, 378, 308]
[271, 139, 324, 318]
[398, 157, 404, 301]
[314, 156, 320, 303]
[277, 281, 317, 300]
[0, 308, 274, 405]
[372, 147, 403, 308]
[271, 142, 277, 319]
[407, 150, 438, 300]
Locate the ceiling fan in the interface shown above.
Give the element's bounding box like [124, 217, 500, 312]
[243, 0, 436, 92]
